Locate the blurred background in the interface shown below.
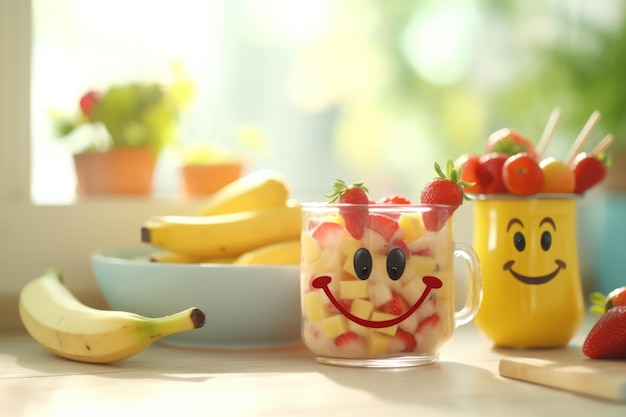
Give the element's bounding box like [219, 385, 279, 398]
[1, 0, 625, 312]
[30, 0, 625, 203]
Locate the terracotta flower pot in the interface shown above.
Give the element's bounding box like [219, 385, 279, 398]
[180, 162, 244, 196]
[73, 147, 157, 196]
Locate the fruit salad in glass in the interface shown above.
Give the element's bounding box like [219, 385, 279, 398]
[300, 170, 481, 367]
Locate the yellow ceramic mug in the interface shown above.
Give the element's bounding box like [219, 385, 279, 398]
[473, 195, 584, 348]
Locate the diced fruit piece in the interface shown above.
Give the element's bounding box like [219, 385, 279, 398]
[312, 221, 348, 248]
[371, 312, 398, 336]
[367, 213, 399, 241]
[327, 299, 353, 316]
[502, 153, 544, 196]
[350, 298, 374, 320]
[368, 331, 392, 356]
[583, 306, 626, 359]
[334, 331, 360, 347]
[378, 195, 412, 204]
[393, 328, 417, 352]
[368, 282, 393, 307]
[320, 314, 349, 339]
[405, 254, 438, 277]
[387, 291, 409, 316]
[301, 233, 322, 264]
[539, 157, 575, 193]
[416, 313, 439, 333]
[398, 212, 426, 243]
[420, 160, 470, 232]
[478, 153, 508, 194]
[339, 280, 370, 299]
[486, 128, 538, 160]
[571, 152, 607, 194]
[304, 291, 328, 323]
[326, 180, 370, 239]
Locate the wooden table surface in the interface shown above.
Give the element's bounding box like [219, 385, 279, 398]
[1, 317, 625, 417]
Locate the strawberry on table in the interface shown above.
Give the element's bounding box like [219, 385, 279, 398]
[582, 305, 626, 359]
[326, 180, 370, 239]
[420, 160, 472, 232]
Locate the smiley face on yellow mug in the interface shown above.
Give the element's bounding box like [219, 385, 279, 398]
[473, 196, 584, 348]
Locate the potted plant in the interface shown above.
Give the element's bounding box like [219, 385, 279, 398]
[178, 141, 245, 197]
[51, 68, 193, 196]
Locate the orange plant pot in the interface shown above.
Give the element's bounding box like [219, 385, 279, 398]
[180, 162, 244, 196]
[73, 147, 157, 196]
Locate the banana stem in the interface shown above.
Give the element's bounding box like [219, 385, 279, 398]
[151, 308, 206, 338]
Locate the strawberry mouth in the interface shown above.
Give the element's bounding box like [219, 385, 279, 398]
[503, 259, 566, 285]
[311, 275, 442, 328]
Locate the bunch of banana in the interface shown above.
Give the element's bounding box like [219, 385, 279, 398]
[141, 170, 302, 265]
[19, 268, 206, 363]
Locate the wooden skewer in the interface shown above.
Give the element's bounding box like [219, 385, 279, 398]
[564, 110, 601, 165]
[536, 108, 561, 158]
[591, 133, 613, 156]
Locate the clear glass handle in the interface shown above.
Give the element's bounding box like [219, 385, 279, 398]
[454, 242, 483, 327]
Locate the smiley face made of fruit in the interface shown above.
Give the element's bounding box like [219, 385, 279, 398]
[311, 251, 443, 329]
[502, 215, 566, 285]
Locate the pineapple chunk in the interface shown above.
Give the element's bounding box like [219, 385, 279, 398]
[301, 233, 321, 264]
[405, 255, 438, 276]
[303, 291, 328, 323]
[339, 237, 361, 259]
[398, 212, 426, 243]
[320, 314, 348, 339]
[350, 298, 373, 319]
[340, 280, 369, 299]
[348, 299, 374, 336]
[308, 248, 343, 276]
[368, 282, 393, 307]
[371, 312, 398, 336]
[367, 331, 392, 356]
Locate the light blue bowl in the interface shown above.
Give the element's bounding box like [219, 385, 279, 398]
[91, 248, 302, 349]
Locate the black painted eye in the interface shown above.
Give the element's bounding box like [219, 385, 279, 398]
[353, 248, 373, 280]
[386, 248, 406, 281]
[541, 231, 552, 251]
[513, 232, 526, 252]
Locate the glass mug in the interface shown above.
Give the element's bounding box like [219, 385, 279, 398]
[300, 203, 482, 368]
[473, 195, 585, 348]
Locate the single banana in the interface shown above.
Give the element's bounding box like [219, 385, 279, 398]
[233, 239, 301, 265]
[19, 268, 206, 364]
[199, 169, 290, 216]
[141, 201, 302, 259]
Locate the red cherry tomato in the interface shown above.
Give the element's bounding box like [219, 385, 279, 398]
[454, 154, 483, 194]
[502, 153, 543, 195]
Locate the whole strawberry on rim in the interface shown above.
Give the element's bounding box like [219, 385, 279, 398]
[420, 160, 473, 232]
[325, 179, 370, 239]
